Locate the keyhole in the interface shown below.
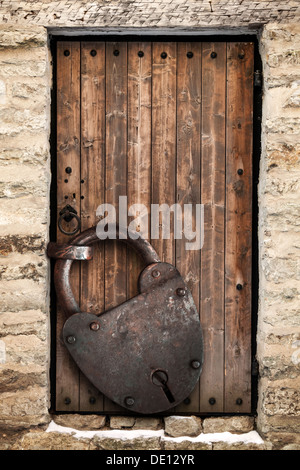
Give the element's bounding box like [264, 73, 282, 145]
[151, 369, 175, 403]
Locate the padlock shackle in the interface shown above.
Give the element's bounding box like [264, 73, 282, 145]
[51, 224, 161, 317]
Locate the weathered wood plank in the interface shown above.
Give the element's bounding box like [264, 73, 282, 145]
[200, 42, 226, 413]
[150, 42, 177, 412]
[56, 41, 81, 411]
[225, 42, 254, 413]
[175, 42, 201, 413]
[104, 42, 128, 411]
[127, 42, 152, 299]
[79, 42, 106, 411]
[151, 42, 177, 264]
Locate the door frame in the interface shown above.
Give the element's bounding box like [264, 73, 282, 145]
[48, 33, 262, 416]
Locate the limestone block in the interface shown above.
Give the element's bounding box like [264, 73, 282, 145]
[0, 253, 47, 282]
[12, 431, 96, 450]
[212, 441, 268, 450]
[263, 387, 300, 416]
[0, 178, 48, 199]
[264, 117, 300, 135]
[0, 310, 47, 339]
[0, 363, 47, 393]
[164, 415, 202, 437]
[262, 257, 300, 284]
[264, 141, 300, 171]
[264, 86, 300, 118]
[2, 334, 47, 366]
[259, 354, 300, 380]
[0, 234, 45, 256]
[0, 26, 47, 49]
[284, 80, 300, 108]
[263, 23, 300, 43]
[261, 231, 300, 262]
[133, 417, 162, 430]
[0, 196, 49, 236]
[11, 81, 48, 101]
[0, 144, 49, 166]
[95, 434, 161, 450]
[0, 386, 49, 429]
[0, 107, 48, 136]
[267, 49, 300, 69]
[203, 416, 255, 434]
[53, 414, 107, 430]
[163, 438, 212, 450]
[259, 415, 300, 435]
[261, 306, 300, 328]
[0, 279, 48, 313]
[264, 171, 300, 198]
[262, 201, 300, 230]
[110, 416, 135, 429]
[0, 163, 49, 184]
[264, 70, 300, 89]
[0, 58, 48, 78]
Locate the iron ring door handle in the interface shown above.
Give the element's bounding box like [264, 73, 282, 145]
[58, 208, 81, 236]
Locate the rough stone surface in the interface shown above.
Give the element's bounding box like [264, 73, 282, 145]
[0, 26, 47, 48]
[11, 431, 97, 450]
[0, 21, 51, 435]
[163, 439, 212, 450]
[95, 434, 162, 451]
[133, 417, 162, 430]
[0, 386, 50, 430]
[0, 1, 298, 29]
[212, 441, 268, 451]
[164, 416, 202, 437]
[264, 431, 300, 450]
[257, 22, 300, 443]
[203, 416, 255, 434]
[3, 422, 268, 450]
[52, 414, 107, 430]
[109, 416, 136, 429]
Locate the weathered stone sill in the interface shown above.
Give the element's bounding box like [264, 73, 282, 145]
[9, 421, 268, 450]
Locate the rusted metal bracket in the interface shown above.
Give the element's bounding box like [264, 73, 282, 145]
[48, 225, 203, 414]
[47, 242, 94, 260]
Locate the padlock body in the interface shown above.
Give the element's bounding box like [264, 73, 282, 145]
[63, 262, 203, 414]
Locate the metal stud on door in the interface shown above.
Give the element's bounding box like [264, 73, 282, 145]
[48, 225, 203, 414]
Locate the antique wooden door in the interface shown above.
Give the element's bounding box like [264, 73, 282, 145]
[53, 40, 254, 414]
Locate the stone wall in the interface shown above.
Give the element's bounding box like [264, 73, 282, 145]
[0, 1, 299, 29]
[256, 22, 300, 448]
[0, 26, 51, 432]
[0, 0, 299, 451]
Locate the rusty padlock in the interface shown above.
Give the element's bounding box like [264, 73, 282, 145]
[47, 225, 203, 414]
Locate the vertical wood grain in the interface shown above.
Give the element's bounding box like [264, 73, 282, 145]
[127, 42, 152, 299]
[200, 42, 226, 413]
[225, 42, 254, 413]
[104, 42, 128, 411]
[56, 41, 81, 411]
[151, 42, 177, 264]
[79, 42, 106, 411]
[175, 42, 201, 412]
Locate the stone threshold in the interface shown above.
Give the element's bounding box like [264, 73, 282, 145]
[39, 421, 268, 450]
